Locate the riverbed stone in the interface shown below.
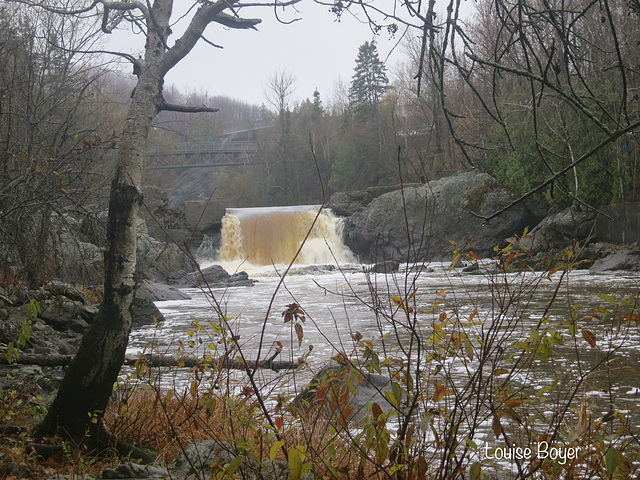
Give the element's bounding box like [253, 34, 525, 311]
[131, 297, 166, 328]
[327, 184, 422, 217]
[367, 259, 400, 273]
[136, 279, 191, 302]
[171, 440, 314, 480]
[101, 462, 170, 479]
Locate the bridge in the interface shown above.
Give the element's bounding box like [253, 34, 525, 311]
[146, 140, 260, 169]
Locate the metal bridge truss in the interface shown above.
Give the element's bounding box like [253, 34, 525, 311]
[146, 141, 259, 169]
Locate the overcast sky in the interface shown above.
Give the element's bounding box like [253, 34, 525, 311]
[107, 2, 406, 107]
[107, 1, 476, 107]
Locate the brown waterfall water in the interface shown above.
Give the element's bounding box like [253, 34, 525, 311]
[219, 205, 354, 267]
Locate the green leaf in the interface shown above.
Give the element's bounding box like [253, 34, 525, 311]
[226, 455, 244, 475]
[469, 462, 482, 480]
[419, 413, 432, 432]
[392, 381, 402, 404]
[599, 294, 617, 305]
[288, 447, 312, 480]
[270, 441, 284, 461]
[605, 447, 619, 474]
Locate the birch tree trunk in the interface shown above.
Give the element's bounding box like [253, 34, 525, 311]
[34, 54, 159, 453]
[32, 0, 260, 453]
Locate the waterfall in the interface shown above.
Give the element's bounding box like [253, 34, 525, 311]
[219, 205, 354, 267]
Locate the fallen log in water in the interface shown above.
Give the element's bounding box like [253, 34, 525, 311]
[124, 351, 301, 371]
[1, 351, 300, 371]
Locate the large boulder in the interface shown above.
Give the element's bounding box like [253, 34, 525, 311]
[178, 264, 254, 288]
[342, 171, 544, 262]
[135, 218, 196, 284]
[529, 206, 597, 255]
[327, 184, 422, 217]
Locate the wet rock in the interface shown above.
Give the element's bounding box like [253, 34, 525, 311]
[171, 440, 314, 480]
[287, 265, 337, 275]
[132, 297, 166, 328]
[529, 206, 597, 254]
[327, 184, 422, 217]
[136, 218, 195, 284]
[137, 279, 191, 302]
[101, 463, 170, 479]
[293, 364, 397, 424]
[0, 461, 44, 480]
[180, 264, 254, 288]
[367, 259, 400, 273]
[590, 246, 640, 272]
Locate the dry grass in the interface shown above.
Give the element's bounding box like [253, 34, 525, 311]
[103, 382, 393, 479]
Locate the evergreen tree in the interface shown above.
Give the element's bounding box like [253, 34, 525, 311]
[311, 88, 324, 121]
[349, 41, 389, 115]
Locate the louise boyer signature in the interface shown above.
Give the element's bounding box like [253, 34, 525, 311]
[481, 442, 581, 465]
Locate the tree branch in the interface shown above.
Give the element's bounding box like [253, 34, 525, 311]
[156, 99, 219, 113]
[212, 11, 261, 29]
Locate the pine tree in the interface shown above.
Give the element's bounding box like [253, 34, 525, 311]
[349, 41, 389, 115]
[311, 88, 324, 121]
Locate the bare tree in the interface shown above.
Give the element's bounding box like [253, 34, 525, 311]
[5, 0, 300, 455]
[262, 69, 298, 202]
[0, 5, 118, 288]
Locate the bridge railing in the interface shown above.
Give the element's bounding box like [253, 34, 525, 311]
[147, 141, 258, 156]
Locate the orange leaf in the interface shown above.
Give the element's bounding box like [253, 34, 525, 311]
[316, 386, 327, 407]
[295, 322, 304, 347]
[582, 329, 597, 348]
[621, 314, 640, 323]
[432, 380, 446, 403]
[493, 368, 509, 376]
[275, 416, 283, 430]
[492, 414, 502, 439]
[372, 402, 385, 428]
[505, 398, 523, 409]
[503, 253, 517, 266]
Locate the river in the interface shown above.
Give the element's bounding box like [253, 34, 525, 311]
[125, 206, 640, 477]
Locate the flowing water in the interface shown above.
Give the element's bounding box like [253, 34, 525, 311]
[126, 206, 640, 476]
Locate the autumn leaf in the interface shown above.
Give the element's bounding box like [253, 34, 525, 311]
[390, 295, 414, 313]
[432, 380, 446, 403]
[493, 368, 509, 376]
[582, 329, 597, 348]
[295, 322, 304, 347]
[492, 414, 502, 439]
[372, 402, 385, 428]
[282, 303, 306, 323]
[505, 398, 523, 409]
